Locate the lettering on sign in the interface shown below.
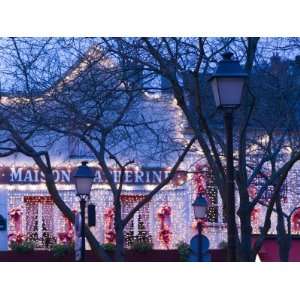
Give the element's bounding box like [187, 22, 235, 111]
[0, 166, 187, 185]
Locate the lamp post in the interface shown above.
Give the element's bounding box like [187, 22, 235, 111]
[209, 52, 248, 261]
[192, 194, 208, 262]
[74, 161, 95, 262]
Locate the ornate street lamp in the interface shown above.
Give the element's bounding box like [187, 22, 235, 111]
[209, 52, 248, 109]
[74, 161, 95, 196]
[209, 52, 248, 261]
[74, 161, 95, 261]
[192, 194, 208, 262]
[192, 194, 208, 220]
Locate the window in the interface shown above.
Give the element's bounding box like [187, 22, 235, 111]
[120, 195, 152, 247]
[24, 196, 56, 248]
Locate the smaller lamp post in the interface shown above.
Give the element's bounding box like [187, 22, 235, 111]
[192, 194, 208, 262]
[74, 161, 95, 262]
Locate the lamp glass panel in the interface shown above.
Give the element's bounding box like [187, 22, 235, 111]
[218, 77, 244, 107]
[211, 78, 221, 107]
[75, 177, 93, 195]
[193, 206, 207, 219]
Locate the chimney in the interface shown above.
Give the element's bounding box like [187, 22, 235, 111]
[270, 54, 281, 75]
[270, 54, 288, 76]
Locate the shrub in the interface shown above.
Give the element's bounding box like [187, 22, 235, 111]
[51, 243, 74, 258]
[130, 240, 153, 253]
[10, 240, 35, 254]
[176, 241, 191, 262]
[102, 243, 116, 253]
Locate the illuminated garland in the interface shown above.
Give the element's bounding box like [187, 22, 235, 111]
[292, 209, 300, 232]
[9, 207, 23, 234]
[104, 207, 115, 243]
[8, 233, 25, 244]
[157, 205, 172, 249]
[193, 165, 207, 194]
[6, 177, 225, 249]
[248, 185, 257, 199]
[58, 209, 76, 244]
[171, 171, 188, 187]
[251, 207, 260, 223]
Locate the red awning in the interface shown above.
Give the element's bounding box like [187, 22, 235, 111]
[253, 236, 300, 262]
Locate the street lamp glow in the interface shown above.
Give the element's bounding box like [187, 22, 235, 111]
[192, 194, 208, 220]
[209, 52, 248, 109]
[74, 161, 95, 196]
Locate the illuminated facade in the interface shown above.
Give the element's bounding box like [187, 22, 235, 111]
[0, 159, 226, 250]
[1, 51, 300, 252]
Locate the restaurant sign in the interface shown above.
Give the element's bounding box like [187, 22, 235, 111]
[0, 166, 187, 186]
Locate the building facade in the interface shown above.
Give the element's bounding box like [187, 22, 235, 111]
[1, 51, 300, 252]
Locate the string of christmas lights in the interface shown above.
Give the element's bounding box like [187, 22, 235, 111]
[8, 156, 300, 249]
[6, 177, 228, 250]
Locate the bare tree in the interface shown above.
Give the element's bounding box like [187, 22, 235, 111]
[3, 37, 300, 261]
[99, 37, 300, 261]
[0, 38, 195, 261]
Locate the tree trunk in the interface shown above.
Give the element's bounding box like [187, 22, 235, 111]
[277, 234, 290, 262]
[275, 191, 290, 262]
[114, 226, 125, 262]
[238, 206, 253, 261]
[113, 193, 125, 262]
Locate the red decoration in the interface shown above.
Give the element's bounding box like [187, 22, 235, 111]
[191, 219, 206, 230]
[157, 205, 172, 249]
[248, 185, 257, 199]
[193, 163, 208, 195]
[251, 207, 260, 222]
[172, 171, 187, 186]
[104, 207, 116, 243]
[9, 207, 23, 234]
[58, 209, 76, 244]
[8, 233, 25, 244]
[292, 209, 300, 232]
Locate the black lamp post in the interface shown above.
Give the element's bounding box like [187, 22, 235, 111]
[209, 52, 248, 261]
[192, 194, 208, 262]
[74, 161, 95, 262]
